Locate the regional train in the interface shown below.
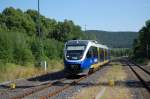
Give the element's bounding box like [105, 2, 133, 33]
[64, 40, 110, 75]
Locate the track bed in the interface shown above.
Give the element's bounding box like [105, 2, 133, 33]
[0, 58, 149, 99]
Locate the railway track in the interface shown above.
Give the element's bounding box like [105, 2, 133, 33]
[124, 59, 150, 93]
[19, 74, 93, 99]
[1, 59, 149, 99]
[22, 65, 109, 99]
[0, 71, 66, 99]
[38, 75, 87, 99]
[0, 66, 105, 99]
[130, 61, 150, 75]
[11, 78, 66, 99]
[24, 71, 99, 99]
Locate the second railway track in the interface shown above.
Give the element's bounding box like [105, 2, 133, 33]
[124, 59, 150, 93]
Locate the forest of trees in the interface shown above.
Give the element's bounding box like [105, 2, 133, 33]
[133, 20, 150, 59]
[86, 30, 138, 48]
[0, 7, 149, 67]
[0, 6, 149, 82]
[0, 7, 89, 66]
[111, 48, 132, 57]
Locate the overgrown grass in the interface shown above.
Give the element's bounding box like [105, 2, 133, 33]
[0, 59, 64, 83]
[107, 62, 126, 81]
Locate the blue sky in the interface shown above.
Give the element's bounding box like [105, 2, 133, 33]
[0, 0, 150, 31]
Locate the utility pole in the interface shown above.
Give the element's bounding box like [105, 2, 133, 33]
[37, 0, 47, 72]
[38, 0, 40, 37]
[37, 0, 47, 71]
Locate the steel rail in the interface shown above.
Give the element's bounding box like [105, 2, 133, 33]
[126, 61, 150, 93]
[11, 78, 66, 99]
[37, 63, 110, 99]
[39, 75, 87, 99]
[130, 61, 150, 75]
[0, 62, 109, 99]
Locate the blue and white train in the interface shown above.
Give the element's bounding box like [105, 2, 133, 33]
[64, 40, 110, 75]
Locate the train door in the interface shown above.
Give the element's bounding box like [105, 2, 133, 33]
[108, 50, 110, 60]
[99, 48, 101, 61]
[105, 49, 107, 60]
[98, 48, 100, 61]
[86, 47, 93, 58]
[100, 48, 104, 62]
[86, 46, 98, 64]
[86, 47, 93, 65]
[92, 47, 98, 64]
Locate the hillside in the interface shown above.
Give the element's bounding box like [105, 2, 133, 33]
[86, 30, 138, 48]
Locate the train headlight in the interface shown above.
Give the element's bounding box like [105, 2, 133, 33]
[80, 55, 83, 59]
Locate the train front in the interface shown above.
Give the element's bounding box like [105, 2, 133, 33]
[64, 40, 89, 75]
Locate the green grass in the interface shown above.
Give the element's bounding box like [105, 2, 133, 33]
[0, 59, 64, 83]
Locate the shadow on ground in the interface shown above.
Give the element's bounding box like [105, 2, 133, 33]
[52, 79, 150, 89]
[27, 70, 65, 82]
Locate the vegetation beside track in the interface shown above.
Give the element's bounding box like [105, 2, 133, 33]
[0, 59, 63, 83]
[132, 20, 150, 60]
[131, 19, 150, 65]
[0, 7, 92, 82]
[132, 58, 150, 66]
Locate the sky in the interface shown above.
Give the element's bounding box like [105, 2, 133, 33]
[0, 0, 150, 31]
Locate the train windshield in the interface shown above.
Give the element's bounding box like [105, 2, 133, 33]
[66, 45, 85, 60]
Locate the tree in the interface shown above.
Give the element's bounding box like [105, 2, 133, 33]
[0, 32, 13, 63]
[133, 20, 150, 58]
[0, 7, 86, 66]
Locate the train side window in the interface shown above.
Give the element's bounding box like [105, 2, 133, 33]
[92, 47, 98, 57]
[106, 50, 108, 60]
[100, 48, 104, 61]
[99, 48, 101, 61]
[86, 47, 93, 58]
[105, 50, 106, 59]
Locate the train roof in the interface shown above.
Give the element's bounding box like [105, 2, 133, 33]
[66, 40, 109, 49]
